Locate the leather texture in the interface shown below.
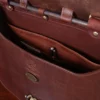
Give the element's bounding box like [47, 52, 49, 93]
[1, 0, 8, 4]
[88, 17, 100, 32]
[1, 0, 100, 20]
[7, 0, 100, 20]
[9, 25, 100, 72]
[1, 7, 100, 63]
[1, 33, 100, 100]
[0, 82, 18, 100]
[0, 1, 100, 100]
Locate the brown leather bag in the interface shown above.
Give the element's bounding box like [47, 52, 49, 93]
[0, 0, 100, 100]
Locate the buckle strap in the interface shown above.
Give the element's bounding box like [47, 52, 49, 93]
[61, 7, 73, 23]
[20, 0, 28, 8]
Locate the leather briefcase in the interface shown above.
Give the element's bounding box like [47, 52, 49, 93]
[0, 0, 100, 100]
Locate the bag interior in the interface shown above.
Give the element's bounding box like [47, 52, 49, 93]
[0, 1, 100, 73]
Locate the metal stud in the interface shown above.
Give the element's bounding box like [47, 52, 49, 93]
[6, 5, 14, 11]
[93, 31, 99, 37]
[50, 47, 57, 59]
[25, 95, 37, 100]
[43, 15, 48, 20]
[89, 15, 92, 19]
[30, 98, 37, 100]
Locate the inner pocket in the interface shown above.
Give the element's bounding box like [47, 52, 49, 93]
[4, 24, 100, 73]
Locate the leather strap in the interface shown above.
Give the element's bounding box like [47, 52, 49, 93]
[38, 8, 45, 15]
[61, 7, 73, 23]
[20, 0, 28, 8]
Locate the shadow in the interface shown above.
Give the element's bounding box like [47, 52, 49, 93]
[0, 7, 23, 46]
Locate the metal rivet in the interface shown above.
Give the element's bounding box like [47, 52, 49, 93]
[89, 15, 92, 19]
[30, 97, 37, 100]
[6, 5, 14, 11]
[43, 15, 48, 20]
[93, 31, 99, 36]
[25, 95, 37, 100]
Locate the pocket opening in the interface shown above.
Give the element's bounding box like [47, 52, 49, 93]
[3, 24, 99, 74]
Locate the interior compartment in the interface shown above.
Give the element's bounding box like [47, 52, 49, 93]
[1, 1, 100, 100]
[1, 6, 100, 63]
[0, 6, 100, 73]
[1, 19, 100, 73]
